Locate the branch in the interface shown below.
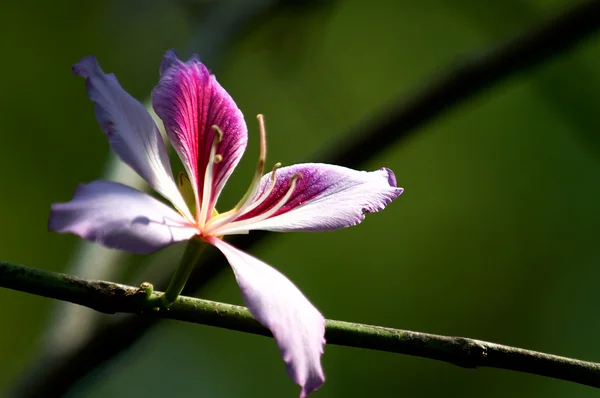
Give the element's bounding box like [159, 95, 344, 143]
[315, 0, 600, 165]
[2, 261, 600, 389]
[14, 0, 600, 396]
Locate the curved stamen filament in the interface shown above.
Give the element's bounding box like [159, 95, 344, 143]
[202, 115, 269, 233]
[197, 125, 223, 227]
[204, 162, 281, 234]
[208, 173, 303, 236]
[233, 114, 268, 209]
[235, 162, 281, 216]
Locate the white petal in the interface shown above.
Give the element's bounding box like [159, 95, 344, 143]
[49, 180, 197, 254]
[207, 237, 325, 397]
[213, 163, 403, 235]
[73, 56, 193, 221]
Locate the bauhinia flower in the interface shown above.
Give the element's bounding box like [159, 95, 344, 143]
[49, 50, 403, 397]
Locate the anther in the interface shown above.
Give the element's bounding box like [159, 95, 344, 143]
[211, 125, 224, 142]
[271, 162, 282, 179]
[177, 171, 189, 186]
[214, 154, 223, 163]
[176, 171, 196, 220]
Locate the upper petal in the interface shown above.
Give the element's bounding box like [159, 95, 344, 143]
[49, 180, 198, 254]
[73, 56, 192, 221]
[152, 50, 248, 218]
[211, 163, 403, 235]
[207, 237, 325, 398]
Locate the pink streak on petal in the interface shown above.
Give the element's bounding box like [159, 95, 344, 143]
[207, 237, 326, 397]
[49, 180, 197, 254]
[152, 50, 248, 216]
[217, 163, 403, 234]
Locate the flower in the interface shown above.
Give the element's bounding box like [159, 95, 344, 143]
[49, 50, 403, 397]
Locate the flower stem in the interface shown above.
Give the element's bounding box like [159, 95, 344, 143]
[161, 237, 206, 307]
[2, 259, 600, 391]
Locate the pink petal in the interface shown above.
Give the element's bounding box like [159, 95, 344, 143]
[73, 56, 192, 220]
[207, 237, 325, 398]
[213, 163, 403, 235]
[49, 180, 197, 254]
[152, 50, 247, 218]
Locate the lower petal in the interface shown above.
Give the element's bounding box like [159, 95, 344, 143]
[207, 237, 325, 398]
[49, 180, 198, 254]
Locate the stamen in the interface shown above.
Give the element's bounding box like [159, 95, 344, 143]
[237, 162, 281, 215]
[204, 162, 281, 234]
[231, 114, 267, 210]
[208, 173, 302, 236]
[250, 172, 302, 220]
[257, 114, 267, 160]
[270, 163, 281, 180]
[197, 125, 224, 227]
[211, 125, 224, 142]
[205, 115, 269, 228]
[214, 154, 223, 163]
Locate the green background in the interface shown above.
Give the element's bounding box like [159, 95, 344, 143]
[1, 0, 599, 397]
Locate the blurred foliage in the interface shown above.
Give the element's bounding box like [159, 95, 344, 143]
[1, 0, 599, 397]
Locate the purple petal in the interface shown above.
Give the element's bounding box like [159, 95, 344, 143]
[207, 237, 325, 398]
[152, 50, 248, 217]
[213, 163, 403, 235]
[49, 180, 198, 254]
[73, 56, 192, 220]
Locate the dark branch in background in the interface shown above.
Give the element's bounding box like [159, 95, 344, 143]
[3, 261, 600, 389]
[11, 0, 600, 396]
[315, 0, 600, 167]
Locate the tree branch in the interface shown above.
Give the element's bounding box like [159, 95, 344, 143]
[2, 261, 600, 389]
[313, 0, 600, 166]
[13, 0, 600, 396]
